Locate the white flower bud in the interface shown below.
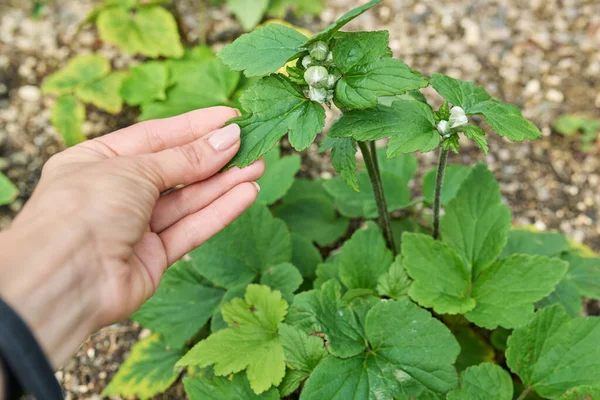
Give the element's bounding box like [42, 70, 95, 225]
[308, 87, 328, 103]
[302, 55, 312, 69]
[325, 51, 334, 64]
[436, 120, 449, 135]
[448, 106, 468, 129]
[304, 66, 329, 88]
[326, 74, 338, 89]
[309, 41, 329, 61]
[326, 89, 334, 103]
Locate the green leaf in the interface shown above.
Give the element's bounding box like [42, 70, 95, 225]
[337, 222, 393, 290]
[441, 163, 512, 277]
[177, 285, 288, 394]
[301, 299, 460, 399]
[121, 62, 169, 106]
[391, 218, 429, 254]
[402, 233, 476, 314]
[97, 6, 183, 58]
[500, 228, 570, 259]
[461, 125, 489, 154]
[329, 100, 440, 156]
[323, 171, 411, 219]
[278, 369, 309, 397]
[74, 71, 127, 113]
[507, 305, 600, 398]
[211, 284, 247, 333]
[376, 149, 418, 182]
[554, 115, 595, 136]
[218, 24, 308, 77]
[227, 0, 269, 31]
[429, 74, 492, 114]
[319, 136, 358, 191]
[536, 279, 583, 318]
[403, 233, 568, 329]
[256, 148, 301, 205]
[489, 328, 511, 351]
[465, 254, 568, 329]
[470, 100, 542, 142]
[140, 55, 241, 121]
[422, 164, 471, 205]
[291, 234, 322, 279]
[268, 0, 325, 17]
[103, 334, 183, 400]
[231, 75, 325, 167]
[447, 363, 513, 400]
[279, 323, 327, 372]
[42, 54, 110, 95]
[260, 263, 303, 303]
[0, 172, 19, 206]
[562, 253, 600, 299]
[559, 386, 600, 400]
[132, 260, 225, 348]
[184, 373, 280, 399]
[335, 58, 429, 110]
[331, 31, 389, 72]
[273, 180, 349, 246]
[452, 326, 496, 372]
[307, 0, 382, 45]
[430, 74, 541, 141]
[190, 204, 291, 289]
[376, 256, 410, 299]
[313, 262, 340, 289]
[51, 95, 86, 147]
[286, 279, 365, 358]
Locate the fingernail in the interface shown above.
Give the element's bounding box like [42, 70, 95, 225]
[252, 182, 261, 192]
[234, 108, 242, 117]
[208, 124, 240, 151]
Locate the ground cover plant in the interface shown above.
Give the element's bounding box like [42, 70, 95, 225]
[554, 114, 600, 152]
[39, 1, 600, 399]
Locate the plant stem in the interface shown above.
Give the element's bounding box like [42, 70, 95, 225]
[432, 147, 449, 240]
[358, 141, 397, 255]
[515, 387, 532, 400]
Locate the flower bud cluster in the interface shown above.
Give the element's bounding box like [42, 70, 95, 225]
[302, 41, 338, 104]
[436, 106, 469, 138]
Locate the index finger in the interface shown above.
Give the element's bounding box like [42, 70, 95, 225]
[92, 106, 240, 156]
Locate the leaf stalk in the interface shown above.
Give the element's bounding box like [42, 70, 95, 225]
[358, 141, 397, 255]
[432, 147, 449, 240]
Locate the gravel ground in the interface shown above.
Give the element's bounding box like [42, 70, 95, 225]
[1, 0, 599, 398]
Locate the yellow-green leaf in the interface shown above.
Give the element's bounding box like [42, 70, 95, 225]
[103, 334, 184, 400]
[177, 285, 288, 394]
[121, 61, 169, 106]
[50, 95, 86, 147]
[0, 172, 19, 206]
[97, 6, 184, 58]
[75, 71, 128, 114]
[42, 54, 110, 95]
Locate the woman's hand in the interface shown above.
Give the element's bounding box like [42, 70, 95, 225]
[0, 107, 264, 367]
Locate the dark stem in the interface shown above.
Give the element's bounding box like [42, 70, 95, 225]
[515, 387, 532, 400]
[432, 147, 449, 240]
[358, 141, 397, 255]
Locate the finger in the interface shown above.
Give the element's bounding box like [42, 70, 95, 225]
[91, 107, 240, 157]
[160, 182, 260, 265]
[139, 123, 241, 191]
[150, 160, 265, 233]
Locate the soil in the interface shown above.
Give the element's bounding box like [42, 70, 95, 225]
[0, 0, 599, 398]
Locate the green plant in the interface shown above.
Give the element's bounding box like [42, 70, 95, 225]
[0, 172, 19, 206]
[554, 114, 600, 151]
[98, 1, 600, 399]
[211, 0, 325, 31]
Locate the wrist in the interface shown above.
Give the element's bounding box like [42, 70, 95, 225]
[0, 217, 102, 368]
